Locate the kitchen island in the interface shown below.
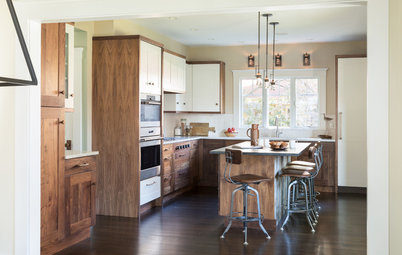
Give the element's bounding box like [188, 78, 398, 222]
[210, 141, 310, 231]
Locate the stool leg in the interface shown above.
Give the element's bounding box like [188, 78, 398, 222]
[302, 180, 315, 233]
[249, 186, 271, 239]
[243, 185, 248, 246]
[281, 179, 297, 231]
[221, 186, 242, 239]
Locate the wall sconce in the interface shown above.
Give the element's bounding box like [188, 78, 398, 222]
[248, 54, 255, 67]
[303, 52, 311, 66]
[275, 54, 282, 67]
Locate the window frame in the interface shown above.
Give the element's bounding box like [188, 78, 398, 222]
[233, 68, 327, 130]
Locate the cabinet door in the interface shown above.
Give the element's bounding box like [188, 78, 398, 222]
[41, 23, 65, 107]
[176, 64, 192, 111]
[178, 58, 186, 93]
[192, 64, 221, 112]
[139, 41, 150, 94]
[64, 24, 75, 110]
[162, 52, 171, 91]
[41, 107, 65, 244]
[147, 43, 162, 95]
[65, 170, 96, 235]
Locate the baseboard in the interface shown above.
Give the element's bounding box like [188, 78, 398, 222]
[338, 186, 367, 194]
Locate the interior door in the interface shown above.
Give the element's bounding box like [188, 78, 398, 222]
[337, 57, 367, 187]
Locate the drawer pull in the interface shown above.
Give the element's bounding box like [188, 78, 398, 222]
[146, 181, 157, 186]
[76, 163, 89, 167]
[164, 148, 169, 151]
[164, 157, 170, 161]
[91, 182, 96, 186]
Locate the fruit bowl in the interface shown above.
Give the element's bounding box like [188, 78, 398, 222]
[224, 131, 239, 137]
[269, 141, 289, 150]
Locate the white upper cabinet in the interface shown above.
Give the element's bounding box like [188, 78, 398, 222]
[162, 51, 186, 93]
[192, 63, 222, 112]
[164, 62, 225, 113]
[140, 41, 162, 95]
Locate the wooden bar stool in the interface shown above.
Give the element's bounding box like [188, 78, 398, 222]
[220, 149, 272, 246]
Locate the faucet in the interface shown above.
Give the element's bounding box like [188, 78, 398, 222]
[274, 117, 283, 138]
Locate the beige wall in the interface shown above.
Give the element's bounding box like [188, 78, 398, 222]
[187, 41, 367, 115]
[389, 0, 402, 253]
[90, 20, 188, 56]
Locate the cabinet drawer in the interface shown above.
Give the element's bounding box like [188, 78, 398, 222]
[140, 176, 161, 206]
[175, 168, 191, 190]
[163, 157, 173, 176]
[162, 174, 173, 195]
[65, 156, 96, 174]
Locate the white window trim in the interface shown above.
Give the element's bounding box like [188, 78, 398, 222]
[233, 68, 327, 130]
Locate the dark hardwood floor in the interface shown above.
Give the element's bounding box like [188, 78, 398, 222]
[57, 188, 366, 255]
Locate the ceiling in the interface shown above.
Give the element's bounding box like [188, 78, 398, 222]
[132, 4, 367, 46]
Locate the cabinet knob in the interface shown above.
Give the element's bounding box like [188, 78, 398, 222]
[183, 102, 186, 105]
[59, 90, 65, 95]
[151, 82, 155, 86]
[216, 103, 219, 106]
[58, 120, 65, 125]
[70, 93, 74, 97]
[177, 102, 179, 104]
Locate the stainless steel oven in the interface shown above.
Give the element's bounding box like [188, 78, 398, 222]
[140, 139, 161, 181]
[140, 94, 161, 128]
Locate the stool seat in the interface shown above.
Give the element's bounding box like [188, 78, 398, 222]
[231, 174, 271, 184]
[287, 161, 316, 168]
[283, 165, 315, 172]
[280, 171, 311, 178]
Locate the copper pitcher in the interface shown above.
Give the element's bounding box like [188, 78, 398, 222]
[246, 124, 259, 146]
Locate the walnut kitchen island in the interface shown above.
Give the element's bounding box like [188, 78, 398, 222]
[210, 141, 310, 231]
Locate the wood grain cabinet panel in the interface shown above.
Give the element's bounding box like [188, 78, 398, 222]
[65, 169, 96, 235]
[41, 107, 65, 245]
[41, 23, 66, 107]
[200, 140, 225, 187]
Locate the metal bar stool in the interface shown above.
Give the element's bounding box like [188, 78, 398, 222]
[279, 143, 322, 232]
[220, 149, 272, 246]
[287, 143, 323, 216]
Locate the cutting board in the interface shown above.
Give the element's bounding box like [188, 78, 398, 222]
[190, 123, 216, 136]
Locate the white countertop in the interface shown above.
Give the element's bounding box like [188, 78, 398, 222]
[163, 136, 335, 144]
[210, 141, 310, 156]
[65, 150, 99, 159]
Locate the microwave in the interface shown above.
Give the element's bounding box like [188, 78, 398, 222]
[140, 94, 161, 128]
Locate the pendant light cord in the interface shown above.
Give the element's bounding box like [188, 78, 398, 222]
[265, 15, 269, 79]
[272, 23, 277, 84]
[257, 12, 261, 76]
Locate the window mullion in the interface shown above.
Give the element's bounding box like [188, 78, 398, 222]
[290, 77, 296, 128]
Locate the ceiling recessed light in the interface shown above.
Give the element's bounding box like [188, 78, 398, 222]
[277, 32, 288, 36]
[306, 38, 314, 41]
[167, 17, 178, 21]
[189, 28, 198, 32]
[237, 41, 245, 44]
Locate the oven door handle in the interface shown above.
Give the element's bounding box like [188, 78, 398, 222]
[141, 101, 161, 105]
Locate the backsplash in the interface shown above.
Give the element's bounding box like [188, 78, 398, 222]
[164, 113, 335, 139]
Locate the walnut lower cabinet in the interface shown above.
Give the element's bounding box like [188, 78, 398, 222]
[65, 156, 97, 236]
[162, 141, 199, 199]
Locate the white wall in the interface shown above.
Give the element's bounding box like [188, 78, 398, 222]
[367, 0, 389, 254]
[0, 2, 16, 254]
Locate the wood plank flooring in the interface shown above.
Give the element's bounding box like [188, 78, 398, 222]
[57, 188, 366, 255]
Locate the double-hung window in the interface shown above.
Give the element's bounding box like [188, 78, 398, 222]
[234, 69, 327, 129]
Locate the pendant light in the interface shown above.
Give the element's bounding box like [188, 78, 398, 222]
[269, 22, 279, 86]
[262, 13, 272, 88]
[255, 12, 263, 87]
